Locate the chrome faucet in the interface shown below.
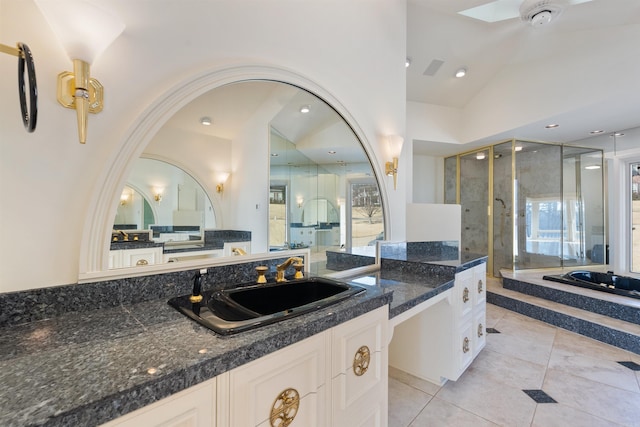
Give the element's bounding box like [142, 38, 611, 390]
[275, 257, 304, 282]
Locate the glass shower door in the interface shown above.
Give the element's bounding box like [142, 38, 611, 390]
[514, 141, 563, 270]
[460, 150, 490, 258]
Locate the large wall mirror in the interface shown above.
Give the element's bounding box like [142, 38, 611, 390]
[107, 79, 383, 275]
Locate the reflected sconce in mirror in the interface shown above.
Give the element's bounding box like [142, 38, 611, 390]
[120, 192, 129, 206]
[385, 135, 404, 190]
[297, 196, 304, 208]
[215, 172, 230, 194]
[34, 0, 125, 144]
[153, 187, 164, 204]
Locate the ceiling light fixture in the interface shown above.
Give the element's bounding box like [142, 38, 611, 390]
[611, 132, 625, 137]
[590, 130, 604, 134]
[200, 117, 212, 126]
[514, 145, 523, 152]
[585, 165, 601, 170]
[545, 123, 559, 129]
[328, 150, 336, 154]
[300, 105, 310, 114]
[455, 67, 467, 78]
[405, 57, 411, 68]
[476, 152, 486, 160]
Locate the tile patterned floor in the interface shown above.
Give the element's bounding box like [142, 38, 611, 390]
[389, 304, 640, 427]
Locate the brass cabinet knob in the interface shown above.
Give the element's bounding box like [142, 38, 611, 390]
[136, 259, 148, 266]
[478, 279, 484, 293]
[353, 345, 371, 376]
[270, 388, 300, 427]
[462, 287, 470, 303]
[462, 337, 470, 354]
[478, 323, 484, 338]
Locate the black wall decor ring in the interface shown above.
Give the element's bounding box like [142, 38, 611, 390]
[17, 42, 37, 132]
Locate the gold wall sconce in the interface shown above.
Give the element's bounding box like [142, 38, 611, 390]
[385, 135, 404, 190]
[34, 0, 125, 144]
[215, 172, 230, 194]
[296, 196, 304, 208]
[152, 187, 164, 204]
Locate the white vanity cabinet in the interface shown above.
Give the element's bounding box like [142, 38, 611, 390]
[389, 262, 487, 386]
[109, 247, 163, 268]
[100, 378, 216, 427]
[100, 306, 389, 427]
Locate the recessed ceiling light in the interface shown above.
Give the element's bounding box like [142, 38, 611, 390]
[585, 165, 601, 170]
[455, 67, 467, 78]
[200, 117, 212, 126]
[476, 152, 486, 160]
[590, 130, 604, 134]
[405, 57, 411, 68]
[328, 150, 336, 154]
[514, 145, 523, 152]
[300, 105, 310, 114]
[545, 123, 559, 129]
[271, 153, 279, 157]
[611, 132, 625, 137]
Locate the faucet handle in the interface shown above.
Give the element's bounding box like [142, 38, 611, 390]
[256, 266, 268, 284]
[293, 262, 304, 279]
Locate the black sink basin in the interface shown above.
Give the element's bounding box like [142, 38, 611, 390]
[168, 277, 365, 335]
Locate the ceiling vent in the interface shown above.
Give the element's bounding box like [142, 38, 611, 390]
[423, 59, 445, 76]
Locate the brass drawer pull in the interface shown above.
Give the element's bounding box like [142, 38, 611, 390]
[353, 345, 371, 376]
[270, 388, 300, 427]
[478, 323, 484, 338]
[462, 287, 469, 303]
[462, 337, 470, 353]
[136, 259, 148, 266]
[478, 279, 484, 293]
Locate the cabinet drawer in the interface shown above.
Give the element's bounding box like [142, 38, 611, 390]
[331, 305, 387, 377]
[473, 264, 486, 307]
[473, 308, 487, 356]
[455, 268, 474, 317]
[229, 332, 327, 426]
[121, 247, 162, 267]
[454, 321, 474, 379]
[255, 385, 327, 427]
[100, 379, 215, 427]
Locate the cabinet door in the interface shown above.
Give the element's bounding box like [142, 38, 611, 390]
[331, 306, 388, 426]
[228, 332, 327, 427]
[108, 250, 122, 269]
[100, 379, 215, 427]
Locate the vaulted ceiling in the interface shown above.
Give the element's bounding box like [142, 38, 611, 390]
[408, 0, 640, 154]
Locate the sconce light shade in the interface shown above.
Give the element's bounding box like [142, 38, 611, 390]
[34, 0, 125, 64]
[34, 0, 125, 144]
[215, 172, 230, 194]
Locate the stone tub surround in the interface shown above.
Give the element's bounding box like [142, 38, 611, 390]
[0, 250, 487, 427]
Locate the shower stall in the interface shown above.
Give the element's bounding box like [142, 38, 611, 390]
[445, 140, 605, 277]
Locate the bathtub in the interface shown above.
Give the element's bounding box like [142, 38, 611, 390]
[542, 270, 640, 300]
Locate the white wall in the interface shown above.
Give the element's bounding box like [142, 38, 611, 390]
[0, 0, 406, 292]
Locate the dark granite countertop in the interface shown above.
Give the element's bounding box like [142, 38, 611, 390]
[0, 253, 486, 427]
